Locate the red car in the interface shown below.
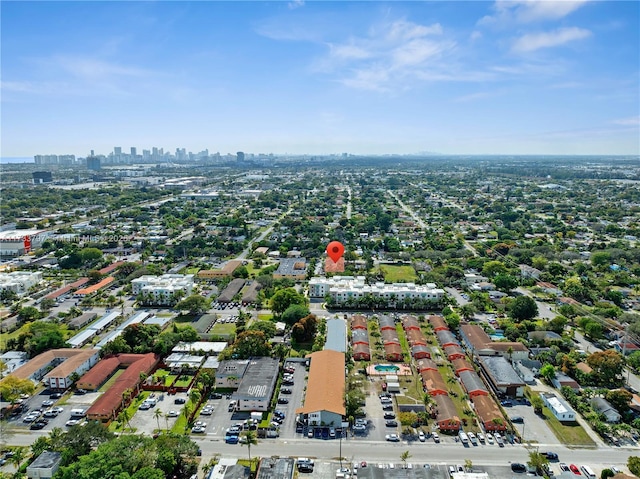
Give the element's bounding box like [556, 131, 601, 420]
[570, 464, 581, 475]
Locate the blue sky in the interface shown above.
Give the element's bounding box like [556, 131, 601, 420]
[2, 1, 638, 157]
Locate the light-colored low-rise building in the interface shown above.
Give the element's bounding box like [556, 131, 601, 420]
[131, 274, 194, 305]
[0, 271, 43, 296]
[309, 276, 444, 304]
[541, 392, 576, 422]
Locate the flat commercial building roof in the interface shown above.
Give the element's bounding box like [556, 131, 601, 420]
[235, 357, 279, 400]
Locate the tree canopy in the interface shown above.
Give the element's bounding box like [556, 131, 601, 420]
[508, 296, 538, 321]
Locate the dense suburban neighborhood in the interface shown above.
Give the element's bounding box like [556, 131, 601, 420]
[0, 155, 639, 479]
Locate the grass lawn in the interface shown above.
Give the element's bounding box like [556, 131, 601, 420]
[540, 406, 596, 447]
[183, 267, 200, 274]
[380, 265, 417, 283]
[174, 375, 193, 388]
[209, 322, 236, 337]
[99, 369, 125, 392]
[257, 313, 273, 321]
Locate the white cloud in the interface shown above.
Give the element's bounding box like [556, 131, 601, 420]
[512, 27, 591, 52]
[470, 30, 483, 41]
[612, 116, 640, 126]
[479, 0, 589, 26]
[288, 0, 304, 10]
[454, 91, 494, 103]
[316, 19, 456, 91]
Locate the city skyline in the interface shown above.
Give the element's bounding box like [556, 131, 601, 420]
[2, 1, 639, 157]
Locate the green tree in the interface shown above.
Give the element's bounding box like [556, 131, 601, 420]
[540, 364, 557, 382]
[0, 375, 35, 403]
[281, 304, 311, 326]
[508, 296, 538, 321]
[600, 468, 614, 479]
[587, 350, 625, 388]
[464, 459, 473, 472]
[154, 408, 163, 431]
[18, 306, 42, 322]
[605, 389, 632, 413]
[482, 260, 507, 278]
[248, 320, 277, 338]
[526, 449, 549, 475]
[530, 394, 544, 414]
[400, 451, 412, 469]
[39, 297, 56, 313]
[232, 330, 271, 358]
[627, 351, 640, 371]
[175, 294, 210, 314]
[628, 456, 640, 476]
[493, 274, 518, 292]
[270, 288, 307, 316]
[241, 430, 258, 462]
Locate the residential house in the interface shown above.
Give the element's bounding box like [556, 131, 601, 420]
[541, 392, 576, 422]
[591, 397, 621, 423]
[432, 394, 461, 432]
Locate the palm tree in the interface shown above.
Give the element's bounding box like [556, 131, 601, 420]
[154, 408, 163, 431]
[241, 430, 258, 463]
[400, 450, 411, 469]
[164, 412, 170, 431]
[10, 447, 26, 471]
[507, 346, 514, 365]
[189, 388, 201, 407]
[464, 459, 473, 472]
[118, 409, 132, 432]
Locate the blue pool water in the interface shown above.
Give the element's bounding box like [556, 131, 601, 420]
[374, 364, 400, 372]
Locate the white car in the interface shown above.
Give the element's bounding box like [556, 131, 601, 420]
[477, 433, 485, 443]
[418, 431, 426, 442]
[65, 419, 81, 427]
[432, 432, 440, 443]
[385, 434, 400, 442]
[486, 433, 494, 444]
[167, 410, 178, 417]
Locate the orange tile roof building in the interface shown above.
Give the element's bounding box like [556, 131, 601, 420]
[296, 350, 345, 428]
[84, 353, 159, 422]
[74, 276, 115, 296]
[428, 315, 449, 332]
[432, 394, 461, 431]
[471, 395, 506, 431]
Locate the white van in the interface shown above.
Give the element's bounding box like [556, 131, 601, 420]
[458, 431, 469, 444]
[581, 466, 596, 478]
[70, 408, 86, 418]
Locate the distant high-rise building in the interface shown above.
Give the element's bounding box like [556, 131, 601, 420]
[114, 147, 122, 155]
[142, 149, 151, 160]
[130, 147, 137, 157]
[237, 151, 245, 163]
[32, 171, 53, 184]
[86, 157, 101, 171]
[90, 150, 95, 156]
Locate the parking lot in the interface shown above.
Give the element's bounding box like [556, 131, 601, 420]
[7, 389, 96, 433]
[502, 398, 559, 445]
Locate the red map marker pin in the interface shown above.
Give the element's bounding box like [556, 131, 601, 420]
[326, 241, 345, 263]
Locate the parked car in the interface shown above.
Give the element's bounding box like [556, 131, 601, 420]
[418, 431, 426, 442]
[384, 413, 396, 419]
[174, 397, 186, 404]
[570, 464, 581, 475]
[511, 416, 524, 423]
[559, 463, 570, 472]
[543, 452, 558, 461]
[385, 420, 398, 427]
[385, 434, 400, 442]
[281, 388, 292, 394]
[168, 410, 179, 417]
[511, 463, 526, 473]
[210, 393, 223, 399]
[432, 433, 440, 443]
[277, 397, 289, 404]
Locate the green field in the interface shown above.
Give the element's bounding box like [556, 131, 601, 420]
[380, 265, 417, 282]
[540, 407, 596, 447]
[209, 322, 236, 336]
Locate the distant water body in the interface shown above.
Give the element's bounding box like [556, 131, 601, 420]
[0, 157, 34, 164]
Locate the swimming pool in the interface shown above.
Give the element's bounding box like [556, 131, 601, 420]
[374, 364, 400, 372]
